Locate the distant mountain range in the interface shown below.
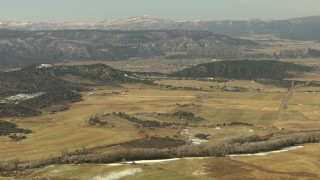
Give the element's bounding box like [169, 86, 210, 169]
[1, 15, 320, 40]
[1, 15, 320, 68]
[0, 30, 257, 67]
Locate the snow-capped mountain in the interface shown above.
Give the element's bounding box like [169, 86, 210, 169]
[0, 21, 97, 30]
[99, 15, 177, 30]
[1, 15, 320, 40]
[102, 15, 174, 25]
[0, 15, 176, 30]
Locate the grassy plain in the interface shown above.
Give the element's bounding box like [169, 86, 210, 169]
[276, 89, 320, 130]
[1, 34, 320, 179]
[235, 144, 320, 178]
[155, 79, 287, 92]
[17, 147, 320, 180]
[0, 75, 320, 179]
[244, 35, 320, 54]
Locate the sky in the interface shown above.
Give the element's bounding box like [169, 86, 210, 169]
[0, 0, 320, 23]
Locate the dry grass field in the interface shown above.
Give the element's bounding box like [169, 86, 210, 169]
[155, 79, 287, 92]
[1, 75, 320, 179]
[276, 88, 320, 130]
[14, 147, 320, 180]
[244, 35, 320, 54]
[235, 143, 320, 178]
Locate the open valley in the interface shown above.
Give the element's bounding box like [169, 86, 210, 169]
[1, 2, 320, 179]
[1, 62, 320, 179]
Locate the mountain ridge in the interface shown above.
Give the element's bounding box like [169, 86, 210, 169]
[0, 29, 257, 67]
[1, 15, 320, 40]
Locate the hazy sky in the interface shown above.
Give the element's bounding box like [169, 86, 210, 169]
[0, 0, 319, 23]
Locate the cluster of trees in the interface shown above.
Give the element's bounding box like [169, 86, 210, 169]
[0, 63, 152, 118]
[8, 134, 27, 142]
[160, 111, 204, 123]
[222, 134, 262, 144]
[1, 131, 319, 173]
[169, 60, 313, 80]
[123, 137, 186, 149]
[114, 112, 174, 127]
[115, 111, 206, 127]
[194, 133, 211, 140]
[0, 104, 41, 117]
[0, 120, 32, 136]
[256, 79, 306, 88]
[0, 68, 84, 117]
[152, 82, 214, 92]
[113, 112, 252, 129]
[175, 103, 202, 108]
[205, 122, 253, 128]
[88, 114, 108, 126]
[221, 86, 249, 92]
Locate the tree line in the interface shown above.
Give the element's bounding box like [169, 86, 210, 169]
[0, 131, 319, 173]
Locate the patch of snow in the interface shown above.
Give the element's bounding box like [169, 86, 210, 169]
[43, 165, 80, 176]
[124, 74, 139, 80]
[228, 145, 304, 157]
[11, 22, 32, 26]
[108, 158, 180, 166]
[130, 158, 180, 164]
[99, 48, 109, 52]
[0, 40, 13, 46]
[191, 138, 208, 145]
[181, 128, 209, 145]
[192, 168, 207, 176]
[107, 163, 122, 167]
[36, 64, 53, 69]
[91, 168, 143, 180]
[28, 165, 55, 177]
[123, 15, 153, 22]
[102, 15, 174, 26]
[184, 157, 208, 160]
[1, 92, 44, 104]
[50, 167, 79, 174]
